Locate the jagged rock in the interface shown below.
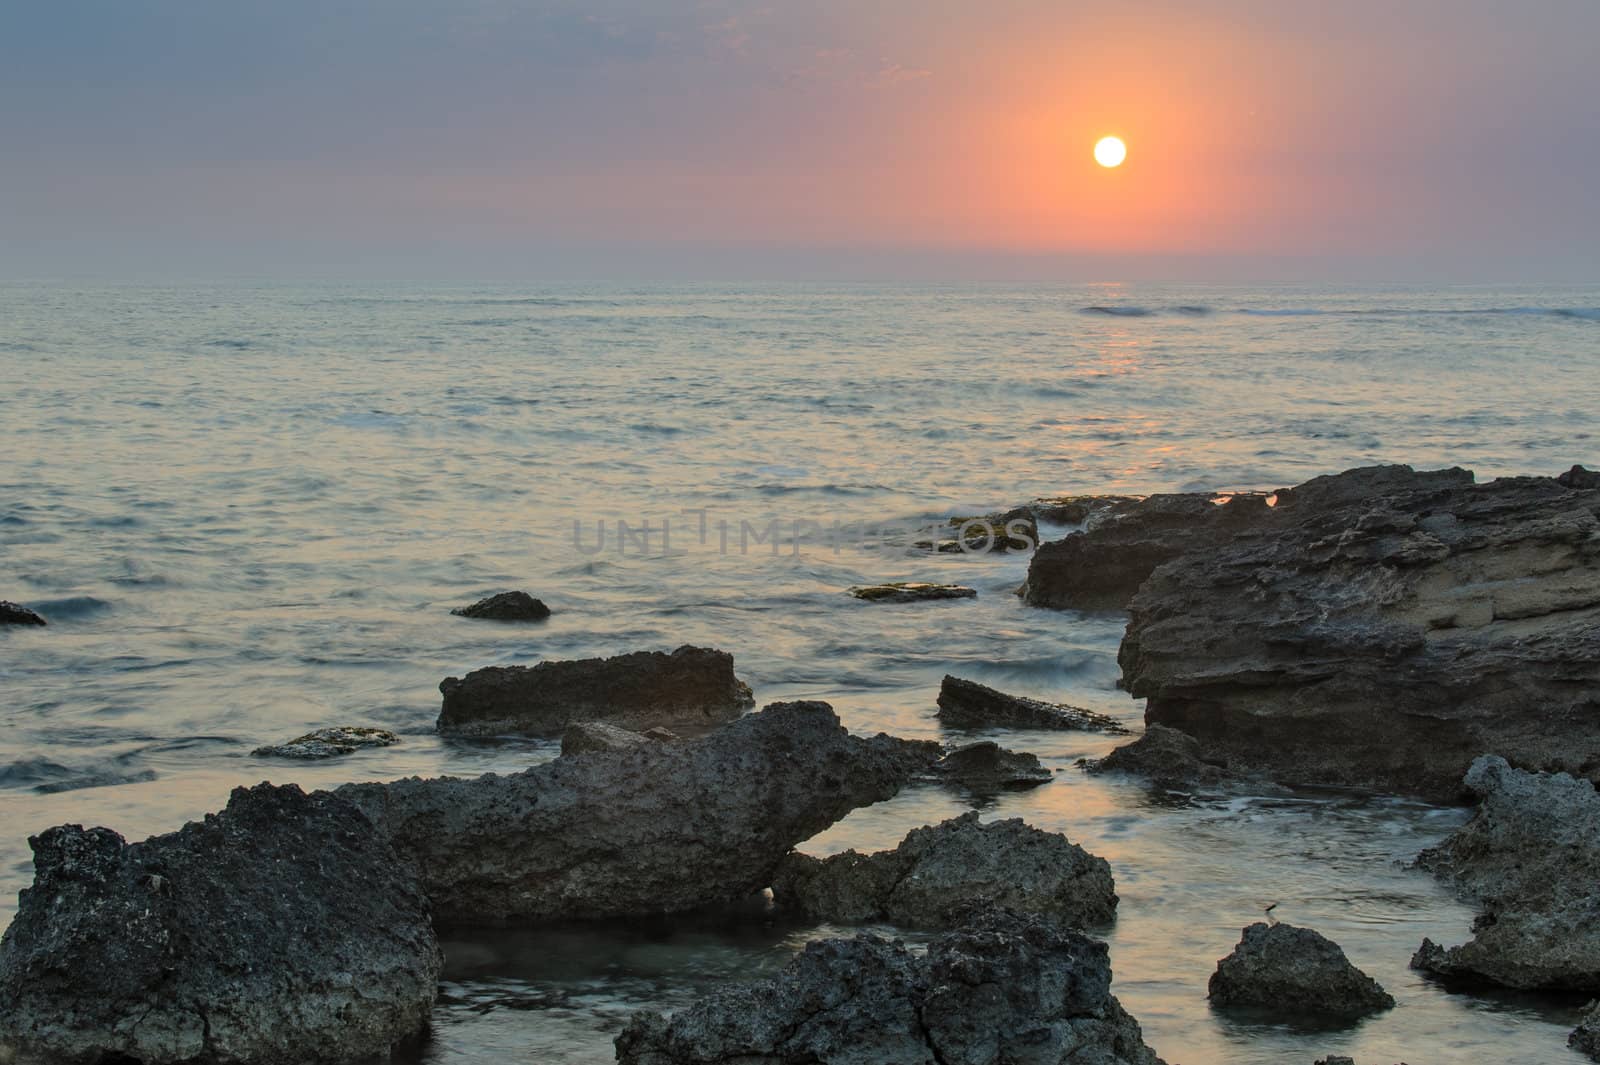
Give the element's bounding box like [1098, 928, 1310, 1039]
[1022, 492, 1271, 609]
[614, 909, 1165, 1065]
[848, 582, 977, 603]
[1113, 465, 1600, 799]
[1572, 1000, 1600, 1060]
[1560, 465, 1600, 490]
[0, 601, 46, 627]
[770, 812, 1116, 929]
[933, 741, 1052, 790]
[340, 701, 938, 926]
[937, 675, 1129, 733]
[560, 721, 676, 756]
[1088, 726, 1285, 794]
[1209, 922, 1394, 1019]
[251, 726, 399, 760]
[436, 644, 754, 737]
[0, 783, 440, 1065]
[916, 508, 1039, 553]
[1030, 494, 1141, 526]
[1411, 755, 1600, 990]
[450, 590, 551, 620]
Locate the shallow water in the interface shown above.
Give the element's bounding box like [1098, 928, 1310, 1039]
[3, 280, 1599, 1062]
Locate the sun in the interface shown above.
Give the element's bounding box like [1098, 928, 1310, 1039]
[1094, 136, 1127, 168]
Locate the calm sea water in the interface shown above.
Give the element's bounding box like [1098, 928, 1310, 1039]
[3, 281, 1599, 1063]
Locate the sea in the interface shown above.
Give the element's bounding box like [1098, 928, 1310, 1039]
[3, 280, 1599, 1063]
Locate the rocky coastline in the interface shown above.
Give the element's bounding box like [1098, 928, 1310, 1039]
[2, 462, 1597, 1063]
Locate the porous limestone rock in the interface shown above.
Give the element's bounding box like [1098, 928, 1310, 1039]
[1209, 922, 1394, 1019]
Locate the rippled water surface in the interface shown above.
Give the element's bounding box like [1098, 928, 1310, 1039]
[3, 281, 1599, 1062]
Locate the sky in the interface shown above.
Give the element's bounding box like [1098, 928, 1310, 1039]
[3, 0, 1598, 280]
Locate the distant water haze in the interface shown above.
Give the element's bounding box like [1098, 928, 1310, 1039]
[2, 280, 1597, 1063]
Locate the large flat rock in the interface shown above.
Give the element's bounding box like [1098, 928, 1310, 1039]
[436, 644, 754, 737]
[1114, 465, 1600, 799]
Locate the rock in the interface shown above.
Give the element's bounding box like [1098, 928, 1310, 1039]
[560, 721, 675, 756]
[251, 726, 399, 760]
[770, 812, 1117, 929]
[1572, 1000, 1600, 1060]
[1115, 465, 1600, 799]
[1411, 755, 1600, 990]
[848, 582, 977, 603]
[0, 783, 440, 1065]
[0, 602, 45, 627]
[1022, 491, 1272, 610]
[933, 741, 1052, 790]
[450, 590, 551, 620]
[1559, 465, 1600, 490]
[437, 644, 754, 737]
[917, 508, 1039, 553]
[614, 909, 1165, 1065]
[1088, 726, 1286, 794]
[937, 675, 1129, 733]
[1030, 494, 1141, 526]
[1209, 922, 1394, 1019]
[339, 701, 938, 926]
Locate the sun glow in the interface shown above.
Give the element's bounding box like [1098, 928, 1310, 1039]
[1094, 136, 1127, 168]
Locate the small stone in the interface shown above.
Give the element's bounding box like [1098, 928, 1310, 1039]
[0, 601, 46, 627]
[561, 721, 651, 756]
[1209, 922, 1394, 1019]
[847, 582, 977, 603]
[451, 590, 552, 620]
[253, 726, 400, 760]
[1559, 464, 1600, 489]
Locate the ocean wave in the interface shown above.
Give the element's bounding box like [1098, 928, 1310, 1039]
[1081, 305, 1155, 317]
[28, 596, 112, 620]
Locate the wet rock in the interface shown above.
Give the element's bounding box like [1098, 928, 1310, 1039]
[251, 726, 400, 760]
[1030, 494, 1141, 526]
[1088, 726, 1285, 794]
[0, 601, 45, 627]
[770, 812, 1117, 929]
[937, 675, 1129, 733]
[0, 783, 440, 1065]
[450, 590, 551, 620]
[340, 701, 938, 926]
[1115, 465, 1600, 799]
[437, 644, 754, 737]
[614, 909, 1165, 1065]
[560, 721, 676, 756]
[1022, 491, 1271, 610]
[933, 741, 1052, 790]
[1209, 922, 1394, 1019]
[917, 508, 1039, 553]
[1411, 755, 1600, 990]
[1572, 1000, 1600, 1060]
[1559, 465, 1600, 490]
[848, 582, 977, 603]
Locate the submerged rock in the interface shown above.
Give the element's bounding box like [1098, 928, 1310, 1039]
[770, 812, 1117, 929]
[933, 740, 1052, 790]
[614, 909, 1165, 1065]
[1209, 922, 1394, 1019]
[1412, 755, 1600, 990]
[937, 675, 1129, 733]
[1572, 1001, 1600, 1060]
[560, 721, 676, 756]
[1111, 465, 1600, 800]
[1022, 491, 1271, 610]
[917, 508, 1039, 553]
[848, 582, 977, 603]
[450, 590, 551, 620]
[251, 726, 399, 760]
[0, 601, 45, 627]
[341, 701, 937, 926]
[0, 783, 440, 1065]
[437, 644, 754, 737]
[1029, 494, 1141, 526]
